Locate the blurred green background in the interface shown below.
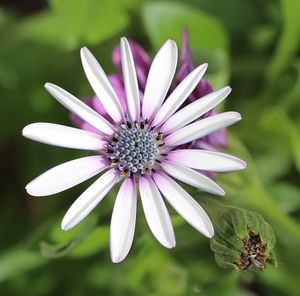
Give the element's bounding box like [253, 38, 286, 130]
[1, 0, 300, 295]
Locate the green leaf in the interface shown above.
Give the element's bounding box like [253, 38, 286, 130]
[268, 182, 300, 213]
[0, 248, 45, 283]
[50, 0, 134, 46]
[69, 226, 109, 258]
[266, 0, 300, 83]
[20, 0, 135, 51]
[40, 214, 98, 258]
[260, 108, 300, 171]
[142, 2, 228, 51]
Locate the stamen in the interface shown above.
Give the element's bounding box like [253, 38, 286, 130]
[156, 133, 163, 141]
[109, 136, 118, 142]
[126, 121, 132, 129]
[121, 168, 129, 175]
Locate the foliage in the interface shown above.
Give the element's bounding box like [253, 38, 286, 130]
[1, 0, 300, 295]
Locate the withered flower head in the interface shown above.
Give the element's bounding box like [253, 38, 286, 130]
[201, 198, 277, 271]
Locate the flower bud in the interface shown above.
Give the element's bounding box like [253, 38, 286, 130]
[201, 198, 277, 271]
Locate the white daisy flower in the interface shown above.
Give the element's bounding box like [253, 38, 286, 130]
[23, 38, 246, 263]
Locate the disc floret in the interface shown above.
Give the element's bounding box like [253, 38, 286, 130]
[106, 121, 163, 175]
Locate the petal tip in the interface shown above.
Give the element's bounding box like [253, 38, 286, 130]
[165, 39, 177, 49]
[44, 82, 52, 89]
[165, 240, 176, 249]
[206, 229, 215, 238]
[224, 86, 232, 93]
[25, 183, 33, 196]
[22, 125, 29, 136]
[240, 160, 247, 169]
[111, 254, 125, 264]
[61, 219, 72, 232]
[219, 189, 226, 196]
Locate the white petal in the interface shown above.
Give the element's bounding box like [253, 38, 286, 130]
[45, 83, 115, 135]
[61, 169, 120, 231]
[160, 160, 225, 196]
[26, 156, 109, 196]
[139, 175, 176, 248]
[151, 63, 208, 128]
[166, 149, 247, 172]
[142, 40, 177, 121]
[110, 177, 137, 263]
[153, 172, 214, 238]
[164, 111, 241, 146]
[22, 123, 108, 150]
[80, 47, 125, 124]
[120, 37, 140, 122]
[161, 86, 232, 134]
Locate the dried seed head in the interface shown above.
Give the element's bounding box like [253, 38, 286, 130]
[200, 198, 277, 271]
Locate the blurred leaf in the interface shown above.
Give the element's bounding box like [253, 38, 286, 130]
[255, 152, 291, 182]
[142, 2, 230, 88]
[142, 2, 228, 51]
[0, 248, 45, 283]
[277, 60, 300, 109]
[260, 108, 300, 171]
[150, 262, 188, 296]
[21, 0, 135, 50]
[20, 12, 77, 51]
[266, 0, 300, 83]
[70, 226, 109, 258]
[50, 0, 134, 46]
[40, 214, 97, 258]
[268, 182, 300, 213]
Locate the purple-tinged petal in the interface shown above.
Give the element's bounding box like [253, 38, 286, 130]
[159, 160, 225, 196]
[139, 175, 176, 248]
[108, 74, 127, 114]
[176, 29, 214, 103]
[153, 171, 214, 238]
[26, 156, 110, 196]
[152, 63, 207, 128]
[142, 40, 178, 122]
[165, 149, 247, 172]
[160, 86, 231, 135]
[70, 96, 113, 132]
[110, 177, 137, 263]
[164, 111, 241, 147]
[113, 39, 151, 90]
[80, 47, 125, 124]
[45, 83, 115, 136]
[61, 169, 120, 231]
[22, 122, 108, 150]
[120, 37, 141, 122]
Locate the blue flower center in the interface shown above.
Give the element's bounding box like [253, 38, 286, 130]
[107, 122, 163, 175]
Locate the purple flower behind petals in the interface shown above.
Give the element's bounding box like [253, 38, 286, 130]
[176, 29, 227, 149]
[71, 32, 227, 151]
[113, 39, 151, 90]
[176, 28, 213, 102]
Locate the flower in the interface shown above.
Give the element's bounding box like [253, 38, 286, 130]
[23, 37, 246, 263]
[200, 198, 277, 271]
[71, 30, 227, 153]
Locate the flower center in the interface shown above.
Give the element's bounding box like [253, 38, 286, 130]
[106, 121, 163, 175]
